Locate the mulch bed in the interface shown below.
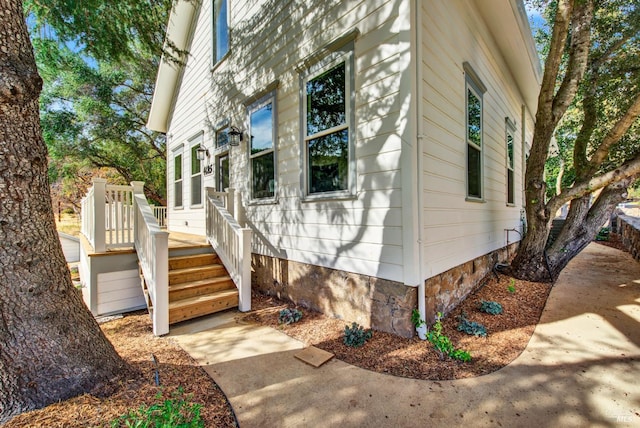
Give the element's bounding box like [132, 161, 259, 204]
[4, 312, 238, 428]
[241, 274, 552, 380]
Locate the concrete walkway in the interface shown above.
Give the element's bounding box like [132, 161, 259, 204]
[170, 244, 640, 427]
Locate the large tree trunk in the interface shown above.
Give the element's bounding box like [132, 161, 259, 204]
[0, 1, 129, 422]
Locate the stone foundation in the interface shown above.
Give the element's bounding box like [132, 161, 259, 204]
[423, 243, 519, 324]
[617, 215, 640, 260]
[251, 254, 417, 338]
[252, 243, 518, 337]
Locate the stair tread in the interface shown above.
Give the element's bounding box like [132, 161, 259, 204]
[169, 253, 216, 262]
[169, 265, 225, 276]
[169, 289, 238, 310]
[169, 276, 234, 292]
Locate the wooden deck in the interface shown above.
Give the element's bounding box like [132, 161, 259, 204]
[85, 231, 209, 255]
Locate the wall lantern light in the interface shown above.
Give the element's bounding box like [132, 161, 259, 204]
[195, 144, 209, 161]
[228, 126, 244, 147]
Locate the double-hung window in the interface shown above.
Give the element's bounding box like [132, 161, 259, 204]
[249, 93, 276, 200]
[506, 118, 516, 205]
[173, 148, 183, 208]
[302, 46, 355, 197]
[464, 62, 486, 201]
[212, 0, 229, 64]
[215, 125, 230, 191]
[190, 134, 203, 206]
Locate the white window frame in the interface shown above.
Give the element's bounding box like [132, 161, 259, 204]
[212, 0, 229, 67]
[463, 62, 486, 202]
[216, 152, 230, 192]
[300, 44, 356, 200]
[506, 118, 516, 206]
[248, 91, 277, 202]
[189, 133, 204, 207]
[172, 145, 184, 209]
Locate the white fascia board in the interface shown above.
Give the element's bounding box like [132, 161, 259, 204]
[147, 0, 198, 133]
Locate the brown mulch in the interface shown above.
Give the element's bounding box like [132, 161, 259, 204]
[4, 312, 238, 428]
[242, 274, 552, 380]
[594, 231, 626, 252]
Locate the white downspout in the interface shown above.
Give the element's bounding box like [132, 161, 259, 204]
[414, 0, 427, 340]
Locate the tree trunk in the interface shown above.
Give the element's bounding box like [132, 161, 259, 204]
[546, 181, 629, 276]
[0, 1, 129, 422]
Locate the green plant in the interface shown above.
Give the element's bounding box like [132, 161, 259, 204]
[450, 349, 472, 362]
[411, 309, 425, 330]
[457, 313, 487, 337]
[343, 322, 373, 347]
[478, 300, 503, 315]
[595, 227, 610, 241]
[426, 312, 472, 362]
[278, 308, 303, 325]
[507, 278, 516, 294]
[111, 387, 203, 428]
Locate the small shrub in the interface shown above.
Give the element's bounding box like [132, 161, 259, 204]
[507, 278, 516, 294]
[111, 387, 203, 428]
[343, 322, 373, 347]
[478, 300, 503, 315]
[595, 227, 610, 241]
[278, 308, 303, 325]
[426, 312, 472, 362]
[457, 314, 487, 337]
[450, 349, 472, 362]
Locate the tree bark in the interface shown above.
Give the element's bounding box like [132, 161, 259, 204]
[0, 1, 128, 422]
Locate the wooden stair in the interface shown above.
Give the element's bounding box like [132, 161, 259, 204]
[140, 249, 238, 326]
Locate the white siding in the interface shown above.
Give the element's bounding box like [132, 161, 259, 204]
[167, 0, 407, 282]
[419, 0, 536, 278]
[96, 270, 145, 315]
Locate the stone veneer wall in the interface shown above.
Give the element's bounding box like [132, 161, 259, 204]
[617, 215, 640, 260]
[423, 243, 519, 324]
[252, 243, 519, 337]
[251, 254, 417, 338]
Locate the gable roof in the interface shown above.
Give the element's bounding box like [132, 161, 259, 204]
[146, 0, 199, 133]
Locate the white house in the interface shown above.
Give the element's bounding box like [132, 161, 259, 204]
[142, 0, 540, 337]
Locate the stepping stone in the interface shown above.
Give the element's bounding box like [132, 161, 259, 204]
[294, 346, 334, 368]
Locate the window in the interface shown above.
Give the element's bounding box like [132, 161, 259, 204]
[190, 140, 203, 206]
[464, 62, 486, 200]
[302, 49, 354, 197]
[506, 118, 516, 205]
[173, 150, 183, 208]
[212, 0, 229, 64]
[216, 126, 229, 148]
[249, 93, 276, 199]
[217, 153, 230, 191]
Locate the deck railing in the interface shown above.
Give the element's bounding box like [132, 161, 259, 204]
[152, 206, 168, 228]
[80, 178, 167, 251]
[205, 187, 252, 312]
[133, 184, 169, 336]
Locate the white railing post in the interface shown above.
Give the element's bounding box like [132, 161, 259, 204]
[153, 231, 169, 336]
[93, 178, 107, 252]
[131, 181, 144, 244]
[226, 187, 235, 218]
[238, 228, 252, 312]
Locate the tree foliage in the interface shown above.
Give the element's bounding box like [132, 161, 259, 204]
[26, 0, 172, 205]
[511, 0, 640, 281]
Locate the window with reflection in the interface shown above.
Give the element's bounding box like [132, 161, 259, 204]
[249, 93, 276, 199]
[304, 57, 352, 195]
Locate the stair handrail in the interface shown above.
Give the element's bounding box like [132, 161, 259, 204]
[205, 187, 251, 311]
[133, 182, 169, 336]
